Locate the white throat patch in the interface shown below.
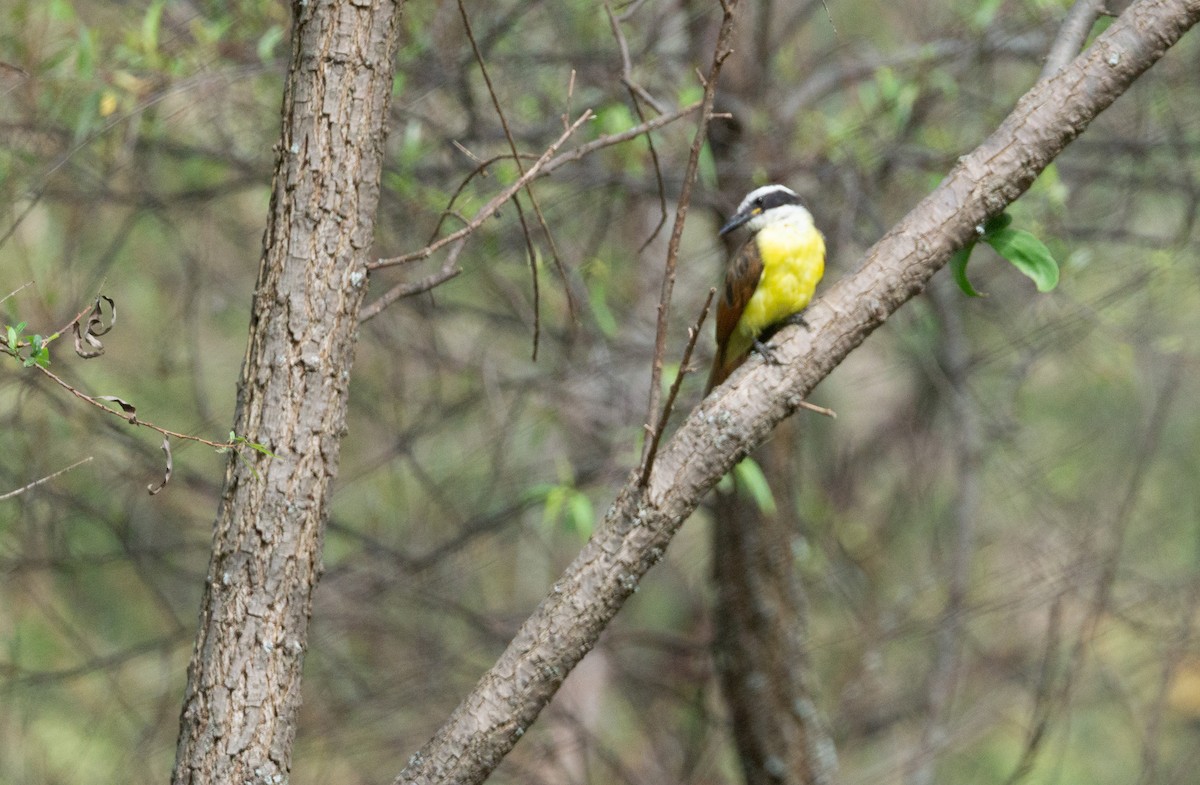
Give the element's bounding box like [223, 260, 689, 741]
[747, 203, 814, 233]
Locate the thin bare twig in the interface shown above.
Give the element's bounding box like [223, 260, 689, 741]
[430, 153, 534, 247]
[0, 456, 94, 501]
[371, 263, 463, 304]
[0, 64, 273, 253]
[1003, 366, 1182, 785]
[615, 0, 652, 23]
[540, 101, 702, 176]
[32, 363, 238, 451]
[639, 288, 716, 487]
[1, 280, 34, 306]
[562, 69, 576, 131]
[363, 102, 700, 321]
[909, 277, 985, 785]
[796, 400, 836, 417]
[636, 0, 741, 485]
[1041, 0, 1107, 79]
[367, 110, 593, 272]
[604, 2, 670, 252]
[604, 3, 667, 114]
[451, 139, 484, 166]
[457, 1, 542, 355]
[435, 96, 695, 252]
[1136, 541, 1200, 784]
[458, 0, 578, 358]
[361, 110, 593, 321]
[384, 101, 693, 316]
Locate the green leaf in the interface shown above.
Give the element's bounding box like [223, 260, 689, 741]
[230, 433, 277, 458]
[697, 141, 717, 188]
[949, 243, 984, 297]
[733, 458, 777, 516]
[595, 103, 635, 137]
[141, 0, 166, 59]
[971, 0, 1004, 29]
[565, 491, 594, 535]
[26, 335, 50, 367]
[542, 485, 566, 527]
[256, 25, 285, 63]
[982, 227, 1060, 292]
[660, 363, 680, 395]
[245, 441, 277, 458]
[875, 66, 900, 101]
[982, 212, 1012, 234]
[678, 85, 703, 106]
[586, 277, 619, 337]
[519, 482, 557, 504]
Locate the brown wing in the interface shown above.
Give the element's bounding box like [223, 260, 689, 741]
[706, 238, 763, 392]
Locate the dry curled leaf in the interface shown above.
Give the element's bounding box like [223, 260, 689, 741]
[96, 394, 137, 423]
[148, 436, 172, 495]
[73, 295, 115, 358]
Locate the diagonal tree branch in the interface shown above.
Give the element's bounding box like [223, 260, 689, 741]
[396, 2, 1200, 783]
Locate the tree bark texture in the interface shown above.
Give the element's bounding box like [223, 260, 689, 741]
[172, 1, 403, 783]
[712, 477, 836, 785]
[397, 2, 1200, 783]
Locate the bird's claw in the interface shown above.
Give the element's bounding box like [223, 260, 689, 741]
[783, 311, 811, 330]
[752, 338, 782, 366]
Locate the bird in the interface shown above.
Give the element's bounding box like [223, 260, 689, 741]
[706, 184, 826, 391]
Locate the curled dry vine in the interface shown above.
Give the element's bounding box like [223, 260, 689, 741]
[2, 291, 274, 494]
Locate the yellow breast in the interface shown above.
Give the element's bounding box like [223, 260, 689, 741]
[734, 219, 825, 352]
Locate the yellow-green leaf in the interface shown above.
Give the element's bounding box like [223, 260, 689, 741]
[983, 227, 1060, 292]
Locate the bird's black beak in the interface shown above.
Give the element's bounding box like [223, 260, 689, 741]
[719, 207, 758, 236]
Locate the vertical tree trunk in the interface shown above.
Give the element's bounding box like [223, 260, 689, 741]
[172, 1, 403, 782]
[704, 0, 838, 766]
[712, 456, 837, 785]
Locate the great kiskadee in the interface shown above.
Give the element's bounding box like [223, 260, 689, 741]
[707, 184, 826, 391]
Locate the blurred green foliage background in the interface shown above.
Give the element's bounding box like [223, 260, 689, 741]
[2, 0, 1200, 783]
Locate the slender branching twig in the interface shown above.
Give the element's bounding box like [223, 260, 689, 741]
[361, 110, 593, 321]
[639, 287, 716, 488]
[636, 0, 741, 483]
[0, 456, 94, 501]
